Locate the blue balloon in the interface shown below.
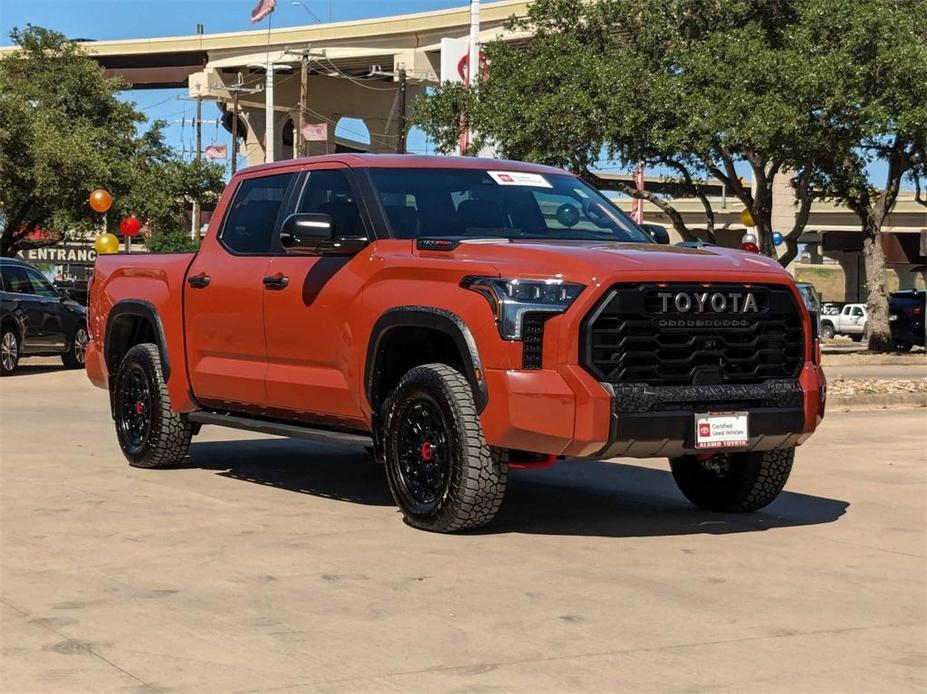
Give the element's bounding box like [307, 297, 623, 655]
[772, 231, 784, 247]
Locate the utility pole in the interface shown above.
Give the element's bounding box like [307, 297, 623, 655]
[397, 68, 407, 154]
[299, 52, 309, 158]
[192, 23, 205, 242]
[284, 47, 325, 158]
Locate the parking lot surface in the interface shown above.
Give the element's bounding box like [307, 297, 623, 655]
[2, 365, 925, 693]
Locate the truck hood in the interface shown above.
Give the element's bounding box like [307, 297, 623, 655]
[439, 239, 791, 283]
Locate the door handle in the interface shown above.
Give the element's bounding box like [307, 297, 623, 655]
[188, 273, 211, 288]
[263, 274, 289, 290]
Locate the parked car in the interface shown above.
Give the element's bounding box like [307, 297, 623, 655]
[889, 290, 925, 352]
[820, 303, 867, 340]
[86, 154, 825, 532]
[0, 258, 88, 375]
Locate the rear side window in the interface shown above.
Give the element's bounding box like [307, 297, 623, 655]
[1, 265, 35, 294]
[221, 173, 295, 254]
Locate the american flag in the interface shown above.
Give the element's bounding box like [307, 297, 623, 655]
[300, 123, 328, 142]
[204, 145, 228, 160]
[250, 0, 276, 23]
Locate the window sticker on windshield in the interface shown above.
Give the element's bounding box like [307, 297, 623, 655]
[487, 171, 553, 188]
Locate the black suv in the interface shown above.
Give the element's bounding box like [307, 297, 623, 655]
[889, 289, 925, 352]
[0, 258, 88, 375]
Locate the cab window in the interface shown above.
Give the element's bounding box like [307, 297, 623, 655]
[220, 173, 296, 254]
[296, 168, 366, 237]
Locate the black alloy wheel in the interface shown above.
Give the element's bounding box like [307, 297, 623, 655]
[116, 362, 153, 457]
[395, 397, 452, 510]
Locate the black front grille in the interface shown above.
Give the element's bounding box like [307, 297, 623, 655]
[583, 283, 804, 386]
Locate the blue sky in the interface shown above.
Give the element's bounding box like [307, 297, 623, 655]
[0, 1, 472, 170]
[0, 1, 895, 188]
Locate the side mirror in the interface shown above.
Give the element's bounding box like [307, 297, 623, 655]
[640, 223, 670, 245]
[279, 213, 368, 255]
[58, 288, 71, 300]
[280, 213, 336, 251]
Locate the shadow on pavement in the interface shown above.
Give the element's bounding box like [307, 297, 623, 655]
[7, 363, 67, 377]
[184, 438, 849, 538]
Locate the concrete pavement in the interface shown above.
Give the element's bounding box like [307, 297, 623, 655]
[1, 367, 925, 693]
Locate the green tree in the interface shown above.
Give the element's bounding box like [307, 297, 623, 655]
[798, 0, 927, 351]
[0, 26, 226, 256]
[413, 0, 844, 263]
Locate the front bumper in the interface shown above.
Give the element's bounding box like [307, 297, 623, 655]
[479, 364, 825, 459]
[597, 379, 804, 458]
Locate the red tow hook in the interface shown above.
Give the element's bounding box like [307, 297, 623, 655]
[508, 454, 558, 470]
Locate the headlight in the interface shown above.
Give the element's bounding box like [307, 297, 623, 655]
[462, 277, 585, 340]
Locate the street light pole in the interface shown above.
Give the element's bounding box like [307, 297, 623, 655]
[265, 64, 275, 163]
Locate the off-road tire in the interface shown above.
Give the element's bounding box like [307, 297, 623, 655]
[0, 325, 19, 376]
[820, 322, 835, 340]
[670, 447, 794, 512]
[383, 363, 507, 532]
[894, 342, 913, 353]
[113, 343, 192, 469]
[61, 323, 88, 369]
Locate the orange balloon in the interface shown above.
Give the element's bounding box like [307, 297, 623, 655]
[89, 189, 113, 213]
[94, 232, 119, 255]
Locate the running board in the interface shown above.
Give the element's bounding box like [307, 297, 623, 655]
[187, 411, 373, 447]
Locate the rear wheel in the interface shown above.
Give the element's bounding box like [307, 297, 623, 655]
[850, 334, 863, 342]
[894, 342, 913, 353]
[0, 326, 19, 376]
[61, 324, 88, 369]
[113, 343, 191, 469]
[383, 364, 507, 532]
[670, 448, 794, 512]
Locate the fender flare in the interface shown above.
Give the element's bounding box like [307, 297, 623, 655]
[104, 299, 171, 381]
[365, 306, 488, 413]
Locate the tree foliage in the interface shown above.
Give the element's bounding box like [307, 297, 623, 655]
[0, 26, 225, 256]
[795, 0, 927, 350]
[413, 0, 922, 268]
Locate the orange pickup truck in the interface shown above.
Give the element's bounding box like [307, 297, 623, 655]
[87, 154, 826, 532]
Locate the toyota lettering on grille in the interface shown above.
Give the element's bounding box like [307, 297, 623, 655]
[657, 291, 759, 314]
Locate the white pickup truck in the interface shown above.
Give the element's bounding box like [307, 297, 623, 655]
[821, 303, 868, 340]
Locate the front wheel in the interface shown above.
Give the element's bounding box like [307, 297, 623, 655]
[113, 343, 192, 468]
[669, 448, 794, 512]
[820, 322, 835, 340]
[61, 324, 88, 369]
[383, 364, 507, 532]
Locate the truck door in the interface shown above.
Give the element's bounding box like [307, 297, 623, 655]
[261, 165, 369, 427]
[185, 172, 296, 409]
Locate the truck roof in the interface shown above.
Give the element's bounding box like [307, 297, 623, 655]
[237, 153, 569, 178]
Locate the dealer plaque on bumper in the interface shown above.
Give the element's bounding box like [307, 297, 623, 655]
[695, 412, 750, 449]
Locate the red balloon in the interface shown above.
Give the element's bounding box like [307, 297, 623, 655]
[119, 216, 142, 237]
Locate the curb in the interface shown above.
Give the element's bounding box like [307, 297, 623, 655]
[830, 393, 927, 409]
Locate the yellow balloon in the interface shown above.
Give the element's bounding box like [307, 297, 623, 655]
[739, 208, 755, 227]
[94, 232, 120, 255]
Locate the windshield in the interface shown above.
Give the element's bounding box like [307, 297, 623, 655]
[369, 168, 651, 243]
